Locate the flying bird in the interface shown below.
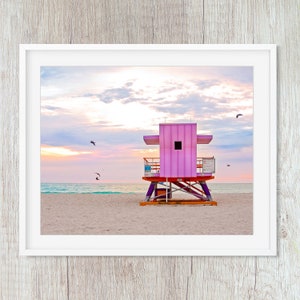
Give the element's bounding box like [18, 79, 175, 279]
[95, 172, 101, 180]
[90, 140, 96, 146]
[236, 113, 243, 118]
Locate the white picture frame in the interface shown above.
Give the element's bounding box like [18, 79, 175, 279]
[19, 44, 277, 256]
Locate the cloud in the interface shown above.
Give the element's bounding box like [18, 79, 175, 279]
[84, 87, 132, 103]
[218, 66, 253, 84]
[43, 105, 61, 111]
[41, 66, 130, 99]
[190, 66, 253, 85]
[41, 146, 92, 157]
[194, 79, 220, 89]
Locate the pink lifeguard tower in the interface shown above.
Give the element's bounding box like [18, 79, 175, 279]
[141, 123, 217, 205]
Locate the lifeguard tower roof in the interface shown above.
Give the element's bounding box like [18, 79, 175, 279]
[143, 123, 212, 145]
[143, 134, 212, 145]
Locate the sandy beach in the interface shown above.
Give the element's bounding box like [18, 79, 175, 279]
[41, 193, 253, 235]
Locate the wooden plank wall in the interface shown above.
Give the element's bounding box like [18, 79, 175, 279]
[1, 0, 299, 299]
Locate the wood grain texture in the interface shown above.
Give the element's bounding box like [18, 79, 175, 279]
[1, 0, 299, 299]
[253, 1, 300, 299]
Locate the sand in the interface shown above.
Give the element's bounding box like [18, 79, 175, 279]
[41, 193, 253, 235]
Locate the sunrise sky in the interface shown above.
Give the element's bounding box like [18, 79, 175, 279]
[40, 66, 253, 183]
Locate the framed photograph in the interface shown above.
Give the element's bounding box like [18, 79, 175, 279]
[19, 44, 277, 256]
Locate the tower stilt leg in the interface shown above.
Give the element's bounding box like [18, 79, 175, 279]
[199, 181, 212, 201]
[145, 182, 156, 201]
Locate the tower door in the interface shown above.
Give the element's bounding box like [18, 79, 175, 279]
[160, 124, 197, 177]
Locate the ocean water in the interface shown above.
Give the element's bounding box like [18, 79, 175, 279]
[41, 182, 252, 194]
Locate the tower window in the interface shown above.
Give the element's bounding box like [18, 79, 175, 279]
[174, 141, 182, 150]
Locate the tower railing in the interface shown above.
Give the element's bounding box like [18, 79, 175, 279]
[143, 157, 160, 177]
[196, 156, 215, 174]
[143, 156, 215, 177]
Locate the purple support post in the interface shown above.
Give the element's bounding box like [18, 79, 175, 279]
[145, 182, 156, 201]
[199, 182, 212, 201]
